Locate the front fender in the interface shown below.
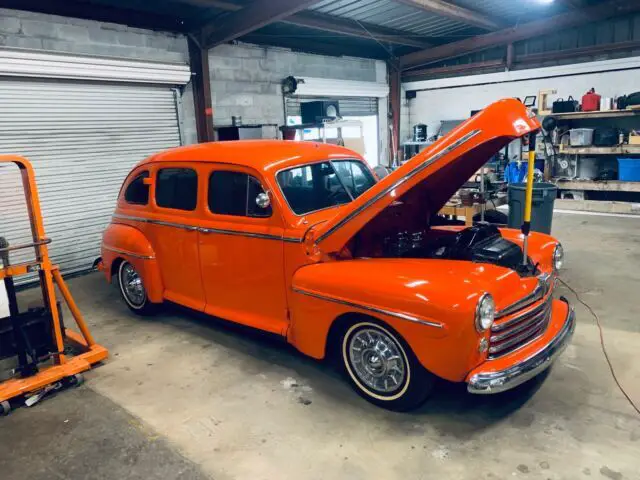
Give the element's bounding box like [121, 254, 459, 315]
[101, 223, 163, 303]
[289, 258, 511, 382]
[500, 228, 558, 272]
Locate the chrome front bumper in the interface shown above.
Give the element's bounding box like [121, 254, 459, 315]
[467, 297, 575, 394]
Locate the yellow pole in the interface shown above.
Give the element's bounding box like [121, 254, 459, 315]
[521, 133, 537, 265]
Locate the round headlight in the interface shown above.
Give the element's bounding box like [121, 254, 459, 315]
[475, 293, 495, 332]
[553, 243, 564, 271]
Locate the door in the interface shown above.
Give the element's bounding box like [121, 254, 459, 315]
[0, 78, 182, 283]
[145, 165, 205, 311]
[198, 165, 288, 335]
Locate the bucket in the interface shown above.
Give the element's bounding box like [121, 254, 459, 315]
[618, 158, 640, 182]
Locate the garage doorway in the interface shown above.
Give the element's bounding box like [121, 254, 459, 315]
[285, 96, 379, 167]
[0, 78, 184, 281]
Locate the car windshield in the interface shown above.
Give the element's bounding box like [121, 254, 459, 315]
[277, 160, 376, 215]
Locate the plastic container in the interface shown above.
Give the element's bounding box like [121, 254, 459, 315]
[618, 158, 640, 182]
[570, 128, 594, 146]
[577, 157, 599, 179]
[504, 160, 545, 184]
[582, 88, 601, 112]
[507, 182, 558, 234]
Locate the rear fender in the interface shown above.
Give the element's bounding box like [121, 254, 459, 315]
[101, 223, 163, 303]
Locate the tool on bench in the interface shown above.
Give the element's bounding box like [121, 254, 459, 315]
[0, 155, 108, 416]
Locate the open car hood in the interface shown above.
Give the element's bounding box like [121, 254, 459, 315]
[308, 98, 540, 255]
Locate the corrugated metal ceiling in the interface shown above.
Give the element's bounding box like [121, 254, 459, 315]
[453, 0, 569, 24]
[309, 0, 474, 38]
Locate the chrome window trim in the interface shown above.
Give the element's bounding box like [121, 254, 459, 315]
[313, 129, 482, 245]
[274, 158, 371, 218]
[103, 245, 155, 260]
[112, 213, 302, 243]
[292, 287, 444, 329]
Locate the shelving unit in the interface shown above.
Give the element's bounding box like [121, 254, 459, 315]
[549, 109, 640, 120]
[559, 145, 640, 155]
[547, 108, 640, 204]
[554, 180, 640, 193]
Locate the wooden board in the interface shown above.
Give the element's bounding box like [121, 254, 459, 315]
[555, 180, 640, 192]
[558, 145, 640, 155]
[548, 110, 640, 120]
[555, 199, 640, 215]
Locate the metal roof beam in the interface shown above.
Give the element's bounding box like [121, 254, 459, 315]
[400, 0, 640, 70]
[282, 12, 433, 49]
[187, 0, 432, 49]
[199, 0, 323, 49]
[242, 34, 389, 59]
[394, 0, 503, 31]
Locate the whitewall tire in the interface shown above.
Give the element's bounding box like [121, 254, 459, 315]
[117, 261, 156, 315]
[340, 320, 434, 411]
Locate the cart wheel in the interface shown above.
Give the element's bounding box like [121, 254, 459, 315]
[1, 400, 11, 416]
[69, 373, 85, 387]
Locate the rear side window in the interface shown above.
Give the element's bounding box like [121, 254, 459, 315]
[156, 168, 198, 211]
[209, 171, 272, 217]
[124, 171, 149, 205]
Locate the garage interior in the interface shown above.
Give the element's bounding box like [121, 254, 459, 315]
[1, 1, 640, 479]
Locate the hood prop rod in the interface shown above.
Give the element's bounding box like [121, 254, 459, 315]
[521, 132, 537, 266]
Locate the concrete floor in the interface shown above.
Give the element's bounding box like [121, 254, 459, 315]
[2, 211, 640, 480]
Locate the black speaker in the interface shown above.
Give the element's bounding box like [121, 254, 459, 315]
[301, 100, 340, 124]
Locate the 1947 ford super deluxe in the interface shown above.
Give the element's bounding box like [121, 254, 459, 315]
[100, 98, 574, 410]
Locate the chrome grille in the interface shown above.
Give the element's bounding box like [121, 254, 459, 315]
[488, 296, 552, 359]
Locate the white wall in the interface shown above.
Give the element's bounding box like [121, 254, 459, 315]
[403, 57, 640, 142]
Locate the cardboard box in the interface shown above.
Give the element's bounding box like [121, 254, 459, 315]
[629, 131, 640, 145]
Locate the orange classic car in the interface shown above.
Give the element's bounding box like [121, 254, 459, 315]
[100, 98, 574, 411]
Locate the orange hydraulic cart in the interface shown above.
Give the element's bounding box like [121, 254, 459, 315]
[0, 155, 108, 416]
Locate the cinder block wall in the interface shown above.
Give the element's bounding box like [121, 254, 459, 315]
[0, 8, 188, 61]
[209, 42, 383, 126]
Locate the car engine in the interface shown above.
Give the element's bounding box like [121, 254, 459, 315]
[384, 224, 526, 272]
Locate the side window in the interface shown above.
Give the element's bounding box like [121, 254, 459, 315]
[332, 161, 376, 198]
[124, 171, 150, 205]
[156, 168, 198, 211]
[209, 171, 272, 218]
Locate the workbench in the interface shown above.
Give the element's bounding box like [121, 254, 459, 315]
[439, 195, 507, 226]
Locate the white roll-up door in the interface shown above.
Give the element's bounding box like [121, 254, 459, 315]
[0, 78, 182, 281]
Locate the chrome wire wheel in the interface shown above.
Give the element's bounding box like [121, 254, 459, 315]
[343, 323, 410, 400]
[118, 261, 146, 309]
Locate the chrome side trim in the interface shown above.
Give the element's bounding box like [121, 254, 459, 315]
[199, 227, 300, 243]
[292, 287, 444, 329]
[112, 213, 303, 243]
[113, 213, 150, 223]
[468, 298, 575, 394]
[103, 245, 155, 260]
[155, 219, 198, 231]
[314, 129, 482, 245]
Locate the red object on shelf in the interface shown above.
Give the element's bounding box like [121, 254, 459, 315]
[582, 88, 601, 112]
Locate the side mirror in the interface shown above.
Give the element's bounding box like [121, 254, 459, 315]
[255, 192, 271, 209]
